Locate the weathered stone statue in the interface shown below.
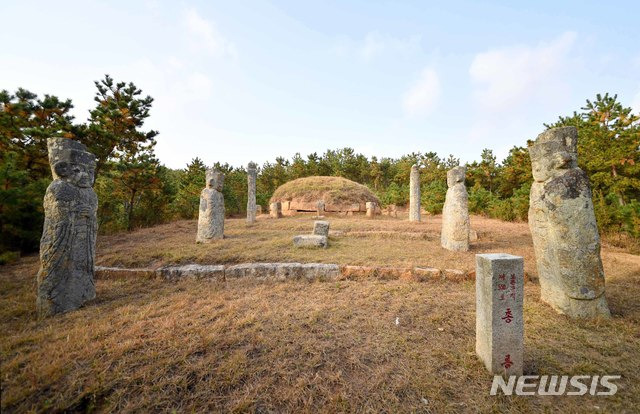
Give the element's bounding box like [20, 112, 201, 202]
[37, 138, 98, 317]
[409, 164, 421, 222]
[246, 162, 257, 224]
[441, 166, 470, 251]
[440, 167, 470, 252]
[196, 168, 225, 242]
[529, 127, 610, 318]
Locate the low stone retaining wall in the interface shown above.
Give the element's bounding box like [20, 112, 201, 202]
[95, 263, 473, 283]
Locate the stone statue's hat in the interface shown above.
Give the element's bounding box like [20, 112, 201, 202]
[447, 166, 466, 187]
[247, 161, 257, 171]
[529, 126, 578, 162]
[205, 167, 225, 188]
[47, 137, 96, 168]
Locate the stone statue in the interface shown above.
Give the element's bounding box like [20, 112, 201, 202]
[441, 166, 470, 251]
[528, 127, 610, 318]
[409, 164, 421, 222]
[37, 138, 98, 317]
[366, 201, 377, 218]
[246, 162, 257, 224]
[197, 168, 225, 242]
[270, 201, 282, 218]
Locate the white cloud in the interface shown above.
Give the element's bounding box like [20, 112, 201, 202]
[402, 67, 440, 117]
[331, 32, 421, 60]
[184, 8, 237, 59]
[469, 31, 577, 111]
[359, 32, 421, 60]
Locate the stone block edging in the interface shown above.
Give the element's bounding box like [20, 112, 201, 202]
[95, 263, 474, 283]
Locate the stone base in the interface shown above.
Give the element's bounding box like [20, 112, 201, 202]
[196, 234, 224, 243]
[441, 238, 469, 252]
[542, 290, 611, 319]
[293, 235, 328, 248]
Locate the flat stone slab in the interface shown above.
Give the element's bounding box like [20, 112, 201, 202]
[95, 266, 158, 279]
[414, 267, 442, 281]
[160, 264, 225, 281]
[293, 235, 328, 248]
[299, 263, 341, 281]
[225, 263, 278, 279]
[443, 268, 468, 281]
[96, 264, 473, 284]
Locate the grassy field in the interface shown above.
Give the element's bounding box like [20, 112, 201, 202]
[1, 213, 639, 413]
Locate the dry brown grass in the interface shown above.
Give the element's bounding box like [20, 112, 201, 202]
[270, 176, 379, 205]
[1, 214, 639, 413]
[94, 213, 638, 282]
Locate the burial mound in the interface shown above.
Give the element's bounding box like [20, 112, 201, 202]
[270, 176, 380, 213]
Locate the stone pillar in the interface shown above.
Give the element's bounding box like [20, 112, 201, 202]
[37, 138, 98, 317]
[196, 169, 225, 242]
[476, 253, 524, 376]
[441, 166, 470, 251]
[528, 126, 610, 318]
[409, 164, 421, 222]
[366, 201, 376, 218]
[246, 162, 257, 224]
[270, 201, 282, 218]
[316, 200, 325, 217]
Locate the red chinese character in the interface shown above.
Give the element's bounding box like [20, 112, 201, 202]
[497, 284, 507, 291]
[501, 308, 513, 323]
[498, 274, 506, 281]
[499, 293, 505, 301]
[502, 354, 513, 369]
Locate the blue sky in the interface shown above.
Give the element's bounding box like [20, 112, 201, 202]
[2, 0, 639, 169]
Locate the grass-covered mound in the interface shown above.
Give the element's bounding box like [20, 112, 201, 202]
[270, 176, 379, 211]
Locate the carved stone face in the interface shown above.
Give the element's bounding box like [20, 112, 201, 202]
[447, 166, 466, 187]
[53, 161, 96, 188]
[529, 127, 578, 182]
[206, 170, 224, 191]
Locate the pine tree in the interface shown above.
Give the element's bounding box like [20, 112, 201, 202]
[81, 75, 158, 174]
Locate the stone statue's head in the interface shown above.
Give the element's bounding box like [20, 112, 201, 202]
[247, 161, 257, 172]
[447, 166, 466, 187]
[206, 168, 225, 191]
[47, 138, 97, 188]
[411, 164, 420, 173]
[529, 127, 578, 182]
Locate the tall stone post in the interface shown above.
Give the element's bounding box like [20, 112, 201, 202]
[246, 161, 257, 224]
[270, 201, 282, 218]
[197, 168, 225, 242]
[441, 166, 470, 251]
[37, 138, 98, 317]
[528, 127, 610, 318]
[476, 253, 524, 376]
[366, 201, 376, 218]
[409, 164, 421, 222]
[316, 200, 325, 217]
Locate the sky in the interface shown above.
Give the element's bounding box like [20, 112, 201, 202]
[2, 0, 639, 169]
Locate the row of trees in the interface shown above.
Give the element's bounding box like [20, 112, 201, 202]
[2, 76, 639, 257]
